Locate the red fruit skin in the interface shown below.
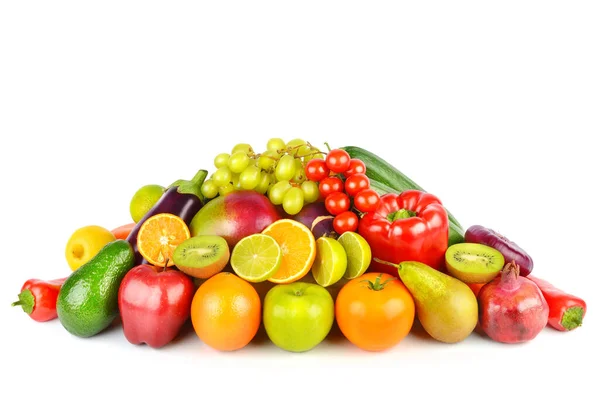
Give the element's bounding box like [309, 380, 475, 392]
[343, 159, 366, 178]
[118, 264, 195, 349]
[478, 268, 549, 344]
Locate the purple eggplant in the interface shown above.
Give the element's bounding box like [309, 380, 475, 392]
[464, 224, 534, 276]
[126, 169, 208, 265]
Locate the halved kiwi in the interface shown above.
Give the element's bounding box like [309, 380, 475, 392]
[445, 242, 505, 284]
[172, 235, 230, 279]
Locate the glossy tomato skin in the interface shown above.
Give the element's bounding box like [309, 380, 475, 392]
[343, 159, 366, 178]
[325, 192, 350, 215]
[305, 159, 329, 182]
[333, 211, 358, 234]
[325, 149, 351, 173]
[344, 173, 370, 197]
[319, 177, 344, 197]
[353, 189, 380, 213]
[335, 272, 415, 352]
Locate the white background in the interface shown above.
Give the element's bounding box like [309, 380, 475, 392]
[1, 1, 598, 399]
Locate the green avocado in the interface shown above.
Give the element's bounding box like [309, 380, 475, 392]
[57, 239, 135, 338]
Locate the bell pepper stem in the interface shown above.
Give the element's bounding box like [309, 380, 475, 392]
[387, 209, 417, 222]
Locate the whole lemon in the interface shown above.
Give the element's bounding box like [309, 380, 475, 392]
[129, 184, 165, 223]
[65, 225, 116, 271]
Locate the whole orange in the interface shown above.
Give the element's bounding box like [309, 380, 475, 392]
[190, 272, 261, 351]
[335, 272, 415, 352]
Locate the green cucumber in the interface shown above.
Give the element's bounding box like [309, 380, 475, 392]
[369, 179, 398, 197]
[342, 146, 426, 194]
[342, 145, 465, 245]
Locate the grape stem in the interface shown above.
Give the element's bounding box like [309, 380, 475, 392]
[255, 153, 279, 161]
[256, 143, 327, 162]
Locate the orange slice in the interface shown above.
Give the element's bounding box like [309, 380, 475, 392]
[262, 219, 316, 284]
[137, 213, 191, 267]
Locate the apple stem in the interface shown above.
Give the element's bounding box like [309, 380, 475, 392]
[163, 259, 169, 272]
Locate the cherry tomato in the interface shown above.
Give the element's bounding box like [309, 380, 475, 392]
[344, 173, 370, 197]
[354, 189, 380, 213]
[305, 159, 330, 182]
[335, 272, 415, 352]
[333, 211, 359, 234]
[343, 159, 366, 178]
[325, 149, 351, 173]
[319, 176, 344, 197]
[325, 192, 350, 216]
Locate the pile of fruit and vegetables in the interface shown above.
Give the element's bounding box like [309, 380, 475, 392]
[13, 139, 587, 352]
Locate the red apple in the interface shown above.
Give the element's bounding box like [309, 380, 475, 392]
[118, 264, 195, 349]
[189, 190, 281, 249]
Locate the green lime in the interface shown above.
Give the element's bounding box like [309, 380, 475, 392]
[129, 184, 165, 223]
[338, 231, 372, 279]
[311, 237, 347, 287]
[231, 233, 283, 283]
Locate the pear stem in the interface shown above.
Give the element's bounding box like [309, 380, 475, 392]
[373, 258, 402, 271]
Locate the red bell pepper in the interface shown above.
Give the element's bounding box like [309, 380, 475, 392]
[527, 275, 587, 332]
[358, 189, 449, 276]
[118, 264, 195, 348]
[12, 277, 68, 322]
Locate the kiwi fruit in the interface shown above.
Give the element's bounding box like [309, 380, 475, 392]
[173, 235, 230, 279]
[445, 242, 505, 284]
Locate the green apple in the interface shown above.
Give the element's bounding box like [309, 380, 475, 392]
[263, 282, 334, 352]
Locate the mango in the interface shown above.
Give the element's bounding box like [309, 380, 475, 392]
[189, 191, 281, 250]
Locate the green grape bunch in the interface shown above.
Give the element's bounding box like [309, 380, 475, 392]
[200, 138, 325, 215]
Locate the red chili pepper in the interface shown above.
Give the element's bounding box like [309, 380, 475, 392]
[12, 277, 68, 322]
[358, 189, 449, 276]
[527, 275, 587, 332]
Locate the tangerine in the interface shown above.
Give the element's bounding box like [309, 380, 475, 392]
[190, 272, 261, 351]
[137, 213, 190, 267]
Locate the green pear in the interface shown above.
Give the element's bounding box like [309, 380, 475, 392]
[381, 260, 478, 343]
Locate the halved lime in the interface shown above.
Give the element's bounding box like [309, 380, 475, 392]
[338, 231, 372, 279]
[231, 234, 283, 282]
[311, 237, 347, 287]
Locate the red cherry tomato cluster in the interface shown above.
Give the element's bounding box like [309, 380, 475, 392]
[305, 148, 381, 235]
